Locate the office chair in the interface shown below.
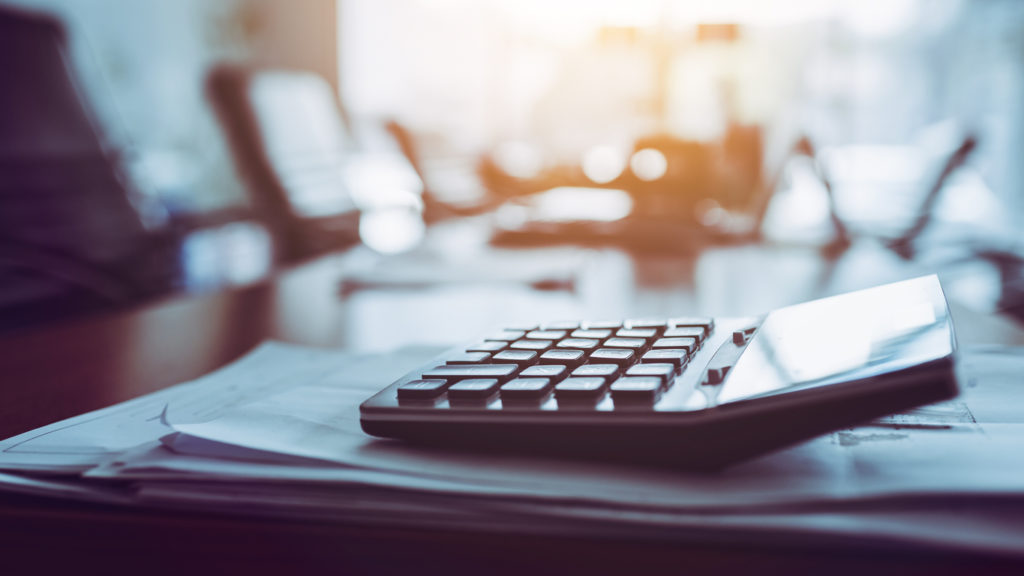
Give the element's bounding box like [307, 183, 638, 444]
[206, 66, 364, 262]
[0, 6, 181, 332]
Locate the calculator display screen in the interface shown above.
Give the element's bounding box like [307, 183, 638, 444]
[717, 276, 954, 404]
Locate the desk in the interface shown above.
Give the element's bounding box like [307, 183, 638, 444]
[1, 229, 1023, 574]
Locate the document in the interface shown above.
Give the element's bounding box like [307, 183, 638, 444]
[129, 348, 1022, 513]
[2, 342, 1024, 555]
[0, 343, 433, 473]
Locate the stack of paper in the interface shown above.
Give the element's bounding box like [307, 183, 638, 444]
[2, 342, 1024, 556]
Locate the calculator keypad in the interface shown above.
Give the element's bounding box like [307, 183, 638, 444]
[404, 317, 718, 410]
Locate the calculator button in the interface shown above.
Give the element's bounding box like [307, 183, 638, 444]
[542, 321, 580, 331]
[539, 349, 585, 368]
[589, 348, 636, 366]
[397, 379, 448, 400]
[582, 320, 622, 330]
[571, 329, 612, 340]
[625, 363, 676, 388]
[625, 319, 667, 330]
[701, 339, 745, 385]
[616, 328, 656, 339]
[557, 338, 601, 351]
[510, 339, 553, 351]
[732, 326, 758, 345]
[467, 341, 507, 353]
[446, 352, 491, 364]
[492, 350, 539, 367]
[604, 338, 647, 351]
[664, 327, 706, 342]
[610, 377, 662, 403]
[669, 317, 714, 333]
[447, 379, 501, 401]
[488, 330, 526, 341]
[520, 364, 568, 382]
[641, 349, 688, 368]
[571, 364, 622, 380]
[555, 377, 607, 401]
[422, 364, 519, 383]
[652, 337, 696, 352]
[704, 366, 731, 385]
[501, 378, 553, 401]
[526, 330, 567, 340]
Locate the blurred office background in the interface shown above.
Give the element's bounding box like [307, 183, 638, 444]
[3, 0, 1024, 340]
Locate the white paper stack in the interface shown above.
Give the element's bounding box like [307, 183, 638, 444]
[2, 342, 1024, 556]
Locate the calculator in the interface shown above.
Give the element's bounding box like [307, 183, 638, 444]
[360, 276, 959, 468]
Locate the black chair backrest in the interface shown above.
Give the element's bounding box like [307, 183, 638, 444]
[0, 6, 179, 332]
[206, 65, 362, 262]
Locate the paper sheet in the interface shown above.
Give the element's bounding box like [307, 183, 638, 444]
[6, 341, 1024, 555]
[0, 343, 429, 472]
[94, 346, 1023, 514]
[0, 471, 131, 504]
[126, 481, 1024, 556]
